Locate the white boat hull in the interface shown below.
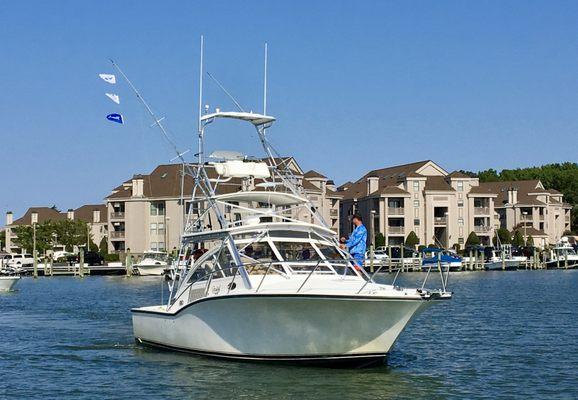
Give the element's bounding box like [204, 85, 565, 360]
[136, 264, 167, 276]
[132, 294, 431, 366]
[484, 260, 520, 270]
[0, 276, 20, 292]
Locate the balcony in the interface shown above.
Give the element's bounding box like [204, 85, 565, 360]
[387, 207, 405, 216]
[474, 207, 490, 215]
[474, 225, 491, 234]
[110, 211, 125, 219]
[110, 231, 125, 239]
[520, 214, 534, 222]
[387, 226, 405, 234]
[434, 216, 447, 225]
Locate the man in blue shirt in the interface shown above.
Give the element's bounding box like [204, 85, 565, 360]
[340, 214, 367, 268]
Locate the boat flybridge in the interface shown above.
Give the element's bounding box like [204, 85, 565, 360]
[129, 107, 452, 367]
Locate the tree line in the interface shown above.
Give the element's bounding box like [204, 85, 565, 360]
[10, 219, 107, 255]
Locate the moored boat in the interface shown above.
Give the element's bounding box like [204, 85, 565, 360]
[133, 251, 169, 276]
[0, 275, 20, 292]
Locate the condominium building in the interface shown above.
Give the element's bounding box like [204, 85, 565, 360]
[338, 160, 498, 248]
[3, 205, 107, 253]
[474, 180, 572, 247]
[106, 159, 341, 255]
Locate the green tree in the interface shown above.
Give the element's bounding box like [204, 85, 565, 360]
[512, 230, 525, 247]
[53, 219, 89, 252]
[0, 230, 5, 251]
[89, 237, 99, 253]
[465, 231, 480, 246]
[405, 231, 419, 248]
[374, 232, 385, 248]
[99, 236, 108, 256]
[497, 228, 511, 244]
[527, 235, 534, 246]
[12, 221, 55, 253]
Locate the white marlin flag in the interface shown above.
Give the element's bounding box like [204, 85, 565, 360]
[99, 73, 116, 84]
[105, 93, 120, 104]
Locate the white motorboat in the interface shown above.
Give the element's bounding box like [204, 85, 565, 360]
[0, 275, 20, 292]
[134, 251, 169, 276]
[121, 44, 451, 367]
[545, 245, 578, 269]
[483, 247, 520, 271]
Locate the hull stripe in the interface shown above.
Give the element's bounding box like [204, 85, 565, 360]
[137, 338, 387, 365]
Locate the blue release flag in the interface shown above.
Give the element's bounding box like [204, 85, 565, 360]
[106, 113, 124, 124]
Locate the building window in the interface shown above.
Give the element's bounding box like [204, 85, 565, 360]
[157, 223, 165, 235]
[458, 200, 464, 207]
[458, 218, 464, 226]
[413, 181, 419, 191]
[458, 238, 464, 244]
[413, 200, 420, 207]
[414, 219, 420, 226]
[457, 181, 463, 192]
[150, 202, 166, 216]
[150, 223, 157, 235]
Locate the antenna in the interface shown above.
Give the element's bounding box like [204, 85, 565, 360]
[206, 71, 245, 112]
[198, 35, 204, 165]
[263, 42, 268, 115]
[110, 59, 186, 165]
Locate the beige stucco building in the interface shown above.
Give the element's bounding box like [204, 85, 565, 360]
[3, 205, 107, 254]
[338, 160, 498, 248]
[474, 180, 572, 248]
[106, 159, 342, 255]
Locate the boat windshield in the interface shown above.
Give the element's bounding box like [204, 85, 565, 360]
[144, 252, 168, 261]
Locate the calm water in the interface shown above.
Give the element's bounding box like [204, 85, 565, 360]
[1, 271, 577, 399]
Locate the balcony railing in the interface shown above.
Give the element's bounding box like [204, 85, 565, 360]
[110, 212, 125, 219]
[474, 226, 491, 234]
[387, 207, 404, 215]
[110, 231, 125, 239]
[434, 216, 447, 225]
[520, 214, 533, 221]
[387, 226, 405, 234]
[474, 207, 490, 215]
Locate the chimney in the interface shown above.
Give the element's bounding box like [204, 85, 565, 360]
[6, 211, 13, 225]
[31, 211, 38, 224]
[367, 176, 379, 194]
[93, 209, 101, 223]
[67, 209, 74, 220]
[512, 188, 518, 204]
[132, 176, 144, 197]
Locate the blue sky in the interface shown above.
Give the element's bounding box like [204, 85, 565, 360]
[2, 1, 578, 219]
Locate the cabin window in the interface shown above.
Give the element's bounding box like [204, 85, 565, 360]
[237, 242, 277, 264]
[317, 244, 343, 262]
[274, 242, 322, 262]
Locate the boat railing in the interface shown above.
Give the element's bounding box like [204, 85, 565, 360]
[357, 260, 450, 295]
[172, 258, 362, 305]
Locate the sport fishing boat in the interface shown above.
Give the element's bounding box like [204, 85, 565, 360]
[545, 244, 578, 269]
[123, 42, 452, 367]
[133, 251, 169, 276]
